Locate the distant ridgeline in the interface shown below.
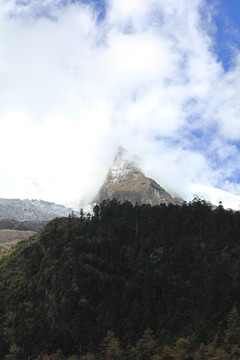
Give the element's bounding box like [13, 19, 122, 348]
[1, 199, 240, 359]
[0, 198, 73, 222]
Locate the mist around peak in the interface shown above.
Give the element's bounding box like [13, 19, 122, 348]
[0, 0, 240, 205]
[94, 146, 182, 206]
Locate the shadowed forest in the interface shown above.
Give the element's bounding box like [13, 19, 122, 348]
[1, 199, 240, 359]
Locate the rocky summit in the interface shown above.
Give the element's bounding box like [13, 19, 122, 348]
[95, 147, 182, 206]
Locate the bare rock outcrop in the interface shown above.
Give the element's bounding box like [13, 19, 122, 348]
[95, 147, 182, 206]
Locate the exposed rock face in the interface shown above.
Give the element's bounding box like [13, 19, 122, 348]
[95, 147, 182, 206]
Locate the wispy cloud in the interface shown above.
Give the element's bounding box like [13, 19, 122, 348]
[0, 0, 239, 205]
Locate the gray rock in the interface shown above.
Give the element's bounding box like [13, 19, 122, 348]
[95, 147, 182, 206]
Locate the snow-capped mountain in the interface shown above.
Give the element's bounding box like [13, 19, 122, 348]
[1, 147, 239, 225]
[189, 184, 240, 211]
[0, 198, 74, 222]
[94, 147, 240, 211]
[94, 147, 182, 206]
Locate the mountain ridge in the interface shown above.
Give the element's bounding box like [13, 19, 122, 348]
[0, 198, 73, 222]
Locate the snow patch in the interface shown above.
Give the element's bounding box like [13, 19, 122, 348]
[0, 198, 74, 221]
[108, 147, 141, 183]
[189, 184, 240, 211]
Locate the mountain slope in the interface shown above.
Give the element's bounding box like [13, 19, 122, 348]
[0, 198, 73, 222]
[0, 200, 240, 358]
[95, 147, 182, 206]
[0, 229, 36, 256]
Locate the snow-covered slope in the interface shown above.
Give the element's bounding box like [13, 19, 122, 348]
[190, 184, 240, 211]
[0, 198, 74, 221]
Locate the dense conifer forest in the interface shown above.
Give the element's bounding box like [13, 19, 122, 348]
[1, 199, 240, 359]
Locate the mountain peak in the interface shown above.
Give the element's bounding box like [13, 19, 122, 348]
[107, 147, 143, 184]
[114, 146, 128, 162]
[94, 148, 182, 206]
[113, 146, 137, 165]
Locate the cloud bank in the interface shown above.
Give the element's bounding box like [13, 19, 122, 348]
[0, 0, 240, 205]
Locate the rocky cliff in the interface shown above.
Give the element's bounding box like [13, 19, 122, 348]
[95, 147, 182, 206]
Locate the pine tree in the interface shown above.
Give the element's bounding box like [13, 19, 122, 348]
[80, 353, 95, 360]
[4, 344, 21, 360]
[160, 346, 174, 360]
[135, 329, 159, 360]
[225, 306, 240, 346]
[98, 331, 123, 360]
[52, 349, 64, 360]
[173, 338, 190, 360]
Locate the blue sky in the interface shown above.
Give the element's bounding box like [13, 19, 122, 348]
[87, 0, 240, 70]
[0, 0, 239, 205]
[207, 0, 240, 70]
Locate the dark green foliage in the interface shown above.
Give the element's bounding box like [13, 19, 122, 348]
[1, 200, 240, 358]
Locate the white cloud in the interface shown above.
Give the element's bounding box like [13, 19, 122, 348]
[0, 0, 239, 205]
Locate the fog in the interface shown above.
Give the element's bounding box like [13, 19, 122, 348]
[0, 0, 239, 206]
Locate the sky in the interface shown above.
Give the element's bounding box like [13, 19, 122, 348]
[0, 0, 240, 206]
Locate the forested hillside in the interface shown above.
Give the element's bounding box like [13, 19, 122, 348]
[1, 199, 240, 359]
